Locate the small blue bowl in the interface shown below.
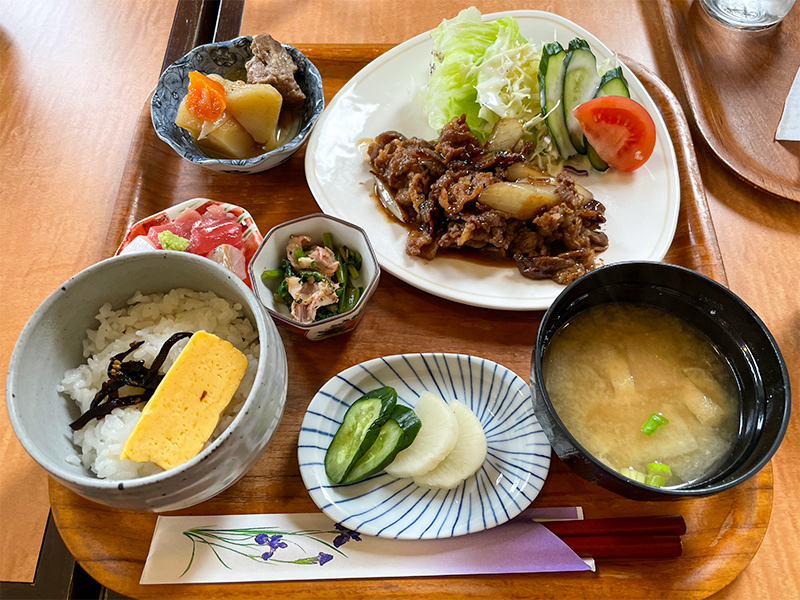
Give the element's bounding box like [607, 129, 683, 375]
[151, 36, 324, 174]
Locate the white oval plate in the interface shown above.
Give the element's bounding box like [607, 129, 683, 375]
[304, 10, 680, 311]
[298, 353, 551, 539]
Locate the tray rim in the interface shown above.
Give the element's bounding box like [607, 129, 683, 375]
[658, 0, 800, 203]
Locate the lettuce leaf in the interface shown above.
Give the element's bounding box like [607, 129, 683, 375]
[423, 7, 553, 167]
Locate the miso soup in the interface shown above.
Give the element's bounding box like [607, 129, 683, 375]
[542, 303, 739, 487]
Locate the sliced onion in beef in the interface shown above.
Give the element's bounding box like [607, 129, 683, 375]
[478, 181, 562, 219]
[373, 175, 408, 222]
[573, 183, 594, 203]
[486, 118, 524, 151]
[506, 161, 554, 182]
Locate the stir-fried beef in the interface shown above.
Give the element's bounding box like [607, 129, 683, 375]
[246, 34, 306, 105]
[368, 116, 608, 285]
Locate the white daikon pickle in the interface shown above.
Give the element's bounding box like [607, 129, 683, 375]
[384, 392, 458, 478]
[413, 400, 487, 489]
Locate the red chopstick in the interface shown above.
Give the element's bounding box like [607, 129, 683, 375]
[540, 515, 686, 537]
[561, 534, 683, 559]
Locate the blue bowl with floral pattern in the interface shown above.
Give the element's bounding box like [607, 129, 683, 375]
[151, 36, 324, 174]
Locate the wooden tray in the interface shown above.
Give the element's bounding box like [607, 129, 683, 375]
[659, 0, 800, 202]
[49, 46, 771, 600]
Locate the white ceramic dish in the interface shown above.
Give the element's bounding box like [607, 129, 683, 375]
[248, 213, 381, 340]
[304, 10, 680, 311]
[298, 353, 551, 539]
[6, 252, 288, 512]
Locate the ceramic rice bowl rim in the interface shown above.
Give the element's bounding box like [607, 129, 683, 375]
[531, 261, 791, 496]
[151, 35, 323, 170]
[249, 213, 381, 331]
[6, 252, 277, 491]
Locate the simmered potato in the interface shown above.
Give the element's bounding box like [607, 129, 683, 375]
[196, 112, 259, 158]
[208, 74, 283, 149]
[176, 97, 258, 159]
[175, 99, 204, 137]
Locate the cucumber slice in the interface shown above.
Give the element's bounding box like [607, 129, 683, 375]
[562, 39, 601, 155]
[341, 420, 404, 484]
[586, 143, 609, 172]
[324, 387, 397, 483]
[595, 67, 631, 98]
[391, 404, 422, 452]
[539, 41, 577, 159]
[341, 406, 421, 484]
[584, 66, 631, 171]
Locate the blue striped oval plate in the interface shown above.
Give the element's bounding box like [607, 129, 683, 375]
[298, 353, 551, 539]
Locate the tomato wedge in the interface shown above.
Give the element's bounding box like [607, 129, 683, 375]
[573, 96, 656, 172]
[185, 71, 227, 121]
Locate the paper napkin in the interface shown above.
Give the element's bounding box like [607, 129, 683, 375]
[140, 507, 592, 585]
[776, 66, 800, 141]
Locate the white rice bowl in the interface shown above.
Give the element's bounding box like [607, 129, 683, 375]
[58, 288, 259, 480]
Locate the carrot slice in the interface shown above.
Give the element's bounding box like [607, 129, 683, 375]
[185, 71, 227, 121]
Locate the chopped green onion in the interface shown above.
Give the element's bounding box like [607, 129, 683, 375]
[293, 247, 306, 259]
[261, 269, 284, 280]
[647, 462, 673, 477]
[641, 413, 669, 436]
[322, 232, 334, 251]
[645, 474, 666, 487]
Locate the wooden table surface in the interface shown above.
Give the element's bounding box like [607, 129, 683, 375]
[1, 0, 797, 597]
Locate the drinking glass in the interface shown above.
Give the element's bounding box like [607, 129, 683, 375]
[698, 0, 796, 30]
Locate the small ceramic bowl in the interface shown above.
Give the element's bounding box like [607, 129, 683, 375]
[151, 36, 324, 174]
[114, 198, 263, 288]
[529, 261, 790, 500]
[249, 214, 380, 340]
[6, 252, 288, 511]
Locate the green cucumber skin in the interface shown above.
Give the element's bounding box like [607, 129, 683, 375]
[350, 386, 399, 461]
[324, 387, 398, 483]
[390, 404, 422, 452]
[584, 66, 631, 171]
[539, 41, 577, 159]
[324, 398, 386, 483]
[340, 404, 422, 484]
[563, 38, 601, 155]
[586, 143, 609, 172]
[341, 420, 405, 484]
[596, 67, 630, 98]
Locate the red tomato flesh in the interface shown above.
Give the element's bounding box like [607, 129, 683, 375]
[573, 96, 656, 172]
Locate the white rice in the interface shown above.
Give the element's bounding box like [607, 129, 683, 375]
[58, 288, 259, 480]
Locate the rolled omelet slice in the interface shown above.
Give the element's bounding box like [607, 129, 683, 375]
[120, 330, 248, 470]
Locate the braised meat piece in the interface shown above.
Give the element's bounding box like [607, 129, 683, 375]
[246, 34, 306, 105]
[368, 116, 608, 285]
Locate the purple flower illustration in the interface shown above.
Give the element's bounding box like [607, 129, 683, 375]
[180, 525, 351, 576]
[291, 552, 335, 565]
[332, 523, 362, 548]
[257, 534, 288, 560]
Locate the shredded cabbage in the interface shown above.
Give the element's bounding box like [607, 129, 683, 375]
[423, 8, 560, 169]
